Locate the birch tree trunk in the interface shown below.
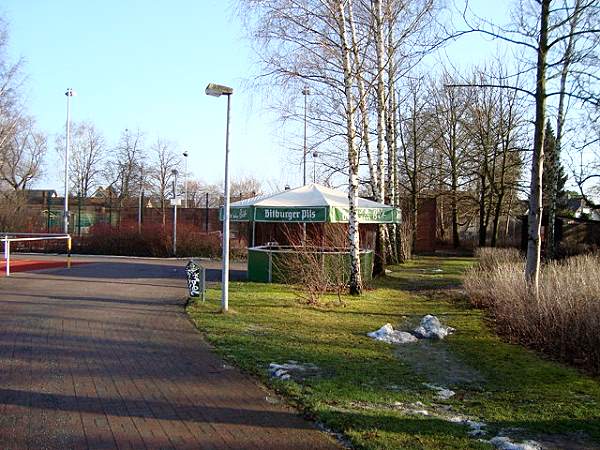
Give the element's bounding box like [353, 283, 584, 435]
[372, 0, 387, 276]
[337, 0, 362, 294]
[526, 0, 550, 292]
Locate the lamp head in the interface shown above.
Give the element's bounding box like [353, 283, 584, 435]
[183, 151, 188, 157]
[205, 83, 233, 97]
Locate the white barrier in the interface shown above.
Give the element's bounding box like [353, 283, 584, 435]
[1, 233, 72, 277]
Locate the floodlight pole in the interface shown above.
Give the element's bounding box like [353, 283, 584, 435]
[302, 87, 310, 185]
[205, 82, 233, 313]
[138, 164, 144, 233]
[64, 88, 75, 234]
[183, 151, 189, 208]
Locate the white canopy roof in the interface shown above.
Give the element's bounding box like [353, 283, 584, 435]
[227, 184, 401, 224]
[231, 183, 392, 209]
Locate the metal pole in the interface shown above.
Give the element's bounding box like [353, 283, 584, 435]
[46, 192, 51, 233]
[138, 164, 143, 233]
[64, 88, 73, 234]
[221, 93, 232, 312]
[184, 153, 189, 208]
[77, 191, 81, 236]
[205, 192, 209, 232]
[302, 87, 309, 185]
[173, 171, 178, 256]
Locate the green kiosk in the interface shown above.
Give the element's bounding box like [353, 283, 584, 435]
[223, 184, 401, 283]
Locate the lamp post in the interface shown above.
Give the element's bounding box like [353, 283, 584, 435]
[64, 88, 75, 234]
[138, 164, 144, 233]
[182, 151, 189, 208]
[302, 87, 310, 185]
[205, 82, 233, 313]
[171, 169, 178, 256]
[312, 150, 319, 183]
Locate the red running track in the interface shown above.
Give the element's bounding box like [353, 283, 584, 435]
[0, 260, 88, 275]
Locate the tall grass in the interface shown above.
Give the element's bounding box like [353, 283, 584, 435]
[465, 249, 600, 374]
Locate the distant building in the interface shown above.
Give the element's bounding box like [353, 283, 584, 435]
[565, 196, 600, 221]
[22, 189, 58, 203]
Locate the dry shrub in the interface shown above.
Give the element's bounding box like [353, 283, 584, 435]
[273, 225, 351, 306]
[78, 221, 222, 257]
[465, 249, 600, 374]
[474, 247, 523, 271]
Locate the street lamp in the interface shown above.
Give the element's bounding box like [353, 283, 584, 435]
[302, 87, 310, 185]
[64, 88, 76, 234]
[171, 169, 179, 256]
[312, 150, 319, 183]
[182, 151, 189, 208]
[205, 82, 233, 313]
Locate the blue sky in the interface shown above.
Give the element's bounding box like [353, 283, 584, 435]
[2, 0, 509, 193]
[2, 0, 287, 191]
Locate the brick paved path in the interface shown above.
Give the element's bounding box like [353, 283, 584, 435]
[0, 259, 340, 449]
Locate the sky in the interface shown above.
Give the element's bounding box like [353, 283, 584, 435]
[1, 0, 509, 194]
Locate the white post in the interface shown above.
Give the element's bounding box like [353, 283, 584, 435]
[172, 170, 178, 256]
[64, 88, 74, 234]
[221, 93, 232, 312]
[5, 238, 10, 277]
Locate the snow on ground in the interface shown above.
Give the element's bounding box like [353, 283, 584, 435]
[489, 436, 543, 450]
[413, 315, 455, 339]
[368, 315, 454, 345]
[423, 383, 456, 400]
[268, 361, 320, 381]
[367, 323, 418, 344]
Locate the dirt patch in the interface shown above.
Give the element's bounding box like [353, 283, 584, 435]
[394, 339, 485, 388]
[528, 432, 597, 450]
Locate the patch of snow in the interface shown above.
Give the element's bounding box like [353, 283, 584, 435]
[447, 415, 487, 437]
[489, 436, 542, 450]
[268, 361, 319, 381]
[423, 383, 456, 400]
[465, 420, 487, 437]
[413, 315, 455, 340]
[367, 323, 418, 344]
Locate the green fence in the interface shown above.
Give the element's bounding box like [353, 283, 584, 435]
[247, 245, 373, 284]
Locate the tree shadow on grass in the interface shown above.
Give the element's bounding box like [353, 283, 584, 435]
[318, 408, 600, 450]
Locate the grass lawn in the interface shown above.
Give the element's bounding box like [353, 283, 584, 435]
[186, 257, 600, 450]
